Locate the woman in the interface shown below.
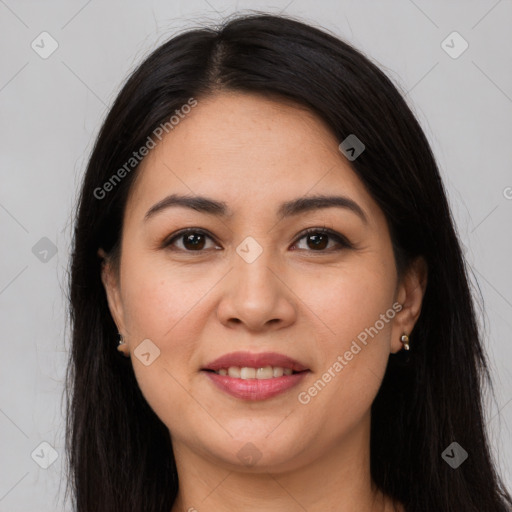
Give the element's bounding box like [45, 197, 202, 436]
[65, 12, 512, 512]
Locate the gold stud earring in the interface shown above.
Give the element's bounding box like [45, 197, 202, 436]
[400, 333, 410, 351]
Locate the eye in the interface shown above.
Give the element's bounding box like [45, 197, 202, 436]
[163, 227, 352, 253]
[292, 227, 352, 252]
[163, 228, 221, 252]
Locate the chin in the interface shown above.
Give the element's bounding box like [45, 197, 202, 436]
[190, 426, 311, 472]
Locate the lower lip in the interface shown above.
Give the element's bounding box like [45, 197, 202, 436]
[203, 371, 309, 400]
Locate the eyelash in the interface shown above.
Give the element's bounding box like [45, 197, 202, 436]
[162, 226, 353, 254]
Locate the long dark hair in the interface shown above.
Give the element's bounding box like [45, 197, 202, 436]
[65, 12, 512, 512]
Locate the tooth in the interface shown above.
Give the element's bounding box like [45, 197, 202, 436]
[256, 366, 274, 379]
[272, 367, 284, 377]
[219, 366, 297, 378]
[228, 367, 241, 378]
[240, 367, 256, 379]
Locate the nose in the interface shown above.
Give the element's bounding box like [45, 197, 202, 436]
[216, 242, 297, 332]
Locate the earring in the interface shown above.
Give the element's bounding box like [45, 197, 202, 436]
[400, 333, 410, 351]
[117, 333, 129, 357]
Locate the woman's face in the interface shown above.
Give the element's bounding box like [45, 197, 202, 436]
[102, 91, 425, 472]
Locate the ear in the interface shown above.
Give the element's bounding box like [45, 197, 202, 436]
[98, 247, 126, 336]
[390, 256, 428, 353]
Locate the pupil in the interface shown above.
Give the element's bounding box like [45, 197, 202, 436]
[184, 233, 205, 250]
[308, 233, 327, 250]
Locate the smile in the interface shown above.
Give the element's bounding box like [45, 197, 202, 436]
[202, 367, 309, 400]
[212, 366, 296, 379]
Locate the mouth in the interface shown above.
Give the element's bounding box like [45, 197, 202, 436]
[201, 351, 310, 400]
[202, 350, 308, 373]
[203, 366, 305, 379]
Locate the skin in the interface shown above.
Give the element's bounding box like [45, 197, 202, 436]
[100, 91, 427, 512]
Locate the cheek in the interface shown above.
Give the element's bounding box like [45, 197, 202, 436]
[120, 253, 210, 342]
[117, 255, 204, 404]
[119, 265, 206, 432]
[302, 257, 396, 347]
[296, 261, 395, 424]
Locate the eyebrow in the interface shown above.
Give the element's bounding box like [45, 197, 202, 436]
[144, 193, 368, 224]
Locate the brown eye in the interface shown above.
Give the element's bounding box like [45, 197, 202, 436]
[293, 228, 352, 252]
[181, 232, 207, 250]
[304, 232, 329, 250]
[163, 227, 352, 254]
[164, 229, 220, 252]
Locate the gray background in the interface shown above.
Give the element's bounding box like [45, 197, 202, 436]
[1, 0, 511, 510]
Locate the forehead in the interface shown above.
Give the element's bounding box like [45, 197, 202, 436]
[125, 92, 382, 227]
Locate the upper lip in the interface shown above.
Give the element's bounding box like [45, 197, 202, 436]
[202, 351, 309, 372]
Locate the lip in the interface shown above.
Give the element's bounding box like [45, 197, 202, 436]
[204, 371, 309, 400]
[201, 351, 310, 401]
[202, 351, 308, 372]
